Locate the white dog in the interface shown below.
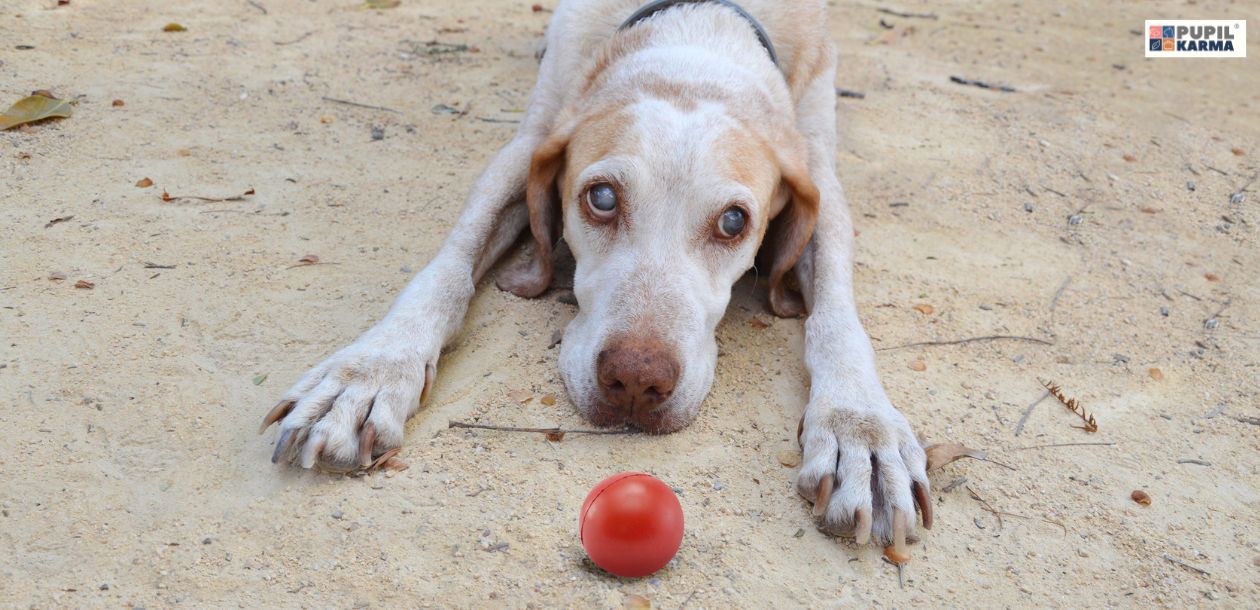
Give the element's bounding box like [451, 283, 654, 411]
[261, 0, 931, 551]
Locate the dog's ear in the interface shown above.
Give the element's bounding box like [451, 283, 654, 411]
[496, 132, 570, 298]
[760, 139, 820, 318]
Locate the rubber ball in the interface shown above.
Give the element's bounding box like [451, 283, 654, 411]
[579, 472, 684, 577]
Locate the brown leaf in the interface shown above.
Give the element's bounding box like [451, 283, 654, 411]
[44, 215, 73, 228]
[112, 99, 124, 107]
[298, 254, 320, 265]
[176, 149, 192, 157]
[48, 272, 67, 281]
[622, 593, 651, 610]
[74, 279, 95, 289]
[749, 318, 770, 329]
[545, 431, 565, 442]
[1231, 147, 1245, 156]
[163, 23, 187, 32]
[1122, 153, 1136, 162]
[1204, 272, 1219, 282]
[531, 3, 544, 12]
[1139, 206, 1161, 214]
[135, 177, 153, 188]
[1130, 490, 1151, 506]
[776, 450, 801, 467]
[161, 190, 173, 202]
[908, 360, 926, 372]
[540, 394, 556, 406]
[924, 442, 985, 471]
[0, 93, 72, 131]
[1148, 367, 1164, 381]
[913, 303, 934, 315]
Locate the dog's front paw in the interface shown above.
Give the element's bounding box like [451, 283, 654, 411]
[259, 323, 438, 472]
[796, 395, 931, 554]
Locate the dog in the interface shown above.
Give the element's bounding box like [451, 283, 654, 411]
[260, 0, 931, 550]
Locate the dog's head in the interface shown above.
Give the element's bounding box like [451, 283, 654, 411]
[497, 29, 818, 433]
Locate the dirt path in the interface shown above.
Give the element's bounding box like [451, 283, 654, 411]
[1, 0, 1257, 607]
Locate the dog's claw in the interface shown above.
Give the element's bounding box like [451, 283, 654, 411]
[271, 428, 296, 464]
[854, 508, 872, 545]
[300, 436, 325, 469]
[797, 415, 804, 447]
[891, 509, 909, 558]
[912, 480, 932, 529]
[357, 422, 377, 467]
[812, 474, 834, 517]
[260, 400, 295, 434]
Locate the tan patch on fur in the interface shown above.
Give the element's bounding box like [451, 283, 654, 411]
[824, 410, 890, 449]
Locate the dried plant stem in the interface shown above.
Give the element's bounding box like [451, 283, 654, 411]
[1039, 378, 1097, 432]
[447, 420, 634, 436]
[876, 335, 1052, 351]
[1011, 442, 1116, 451]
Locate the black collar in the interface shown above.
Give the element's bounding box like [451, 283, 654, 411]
[618, 0, 779, 67]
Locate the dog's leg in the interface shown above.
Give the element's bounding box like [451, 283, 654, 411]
[790, 67, 931, 548]
[260, 123, 551, 470]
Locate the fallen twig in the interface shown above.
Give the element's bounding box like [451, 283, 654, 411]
[143, 262, 176, 269]
[876, 335, 1052, 351]
[1048, 276, 1071, 311]
[876, 7, 938, 19]
[275, 31, 315, 46]
[1176, 458, 1211, 467]
[949, 75, 1016, 93]
[321, 96, 400, 114]
[835, 88, 866, 99]
[1011, 442, 1115, 451]
[968, 486, 1067, 535]
[448, 420, 635, 436]
[1013, 391, 1051, 436]
[161, 188, 255, 203]
[474, 116, 519, 124]
[1162, 553, 1210, 576]
[247, 0, 268, 15]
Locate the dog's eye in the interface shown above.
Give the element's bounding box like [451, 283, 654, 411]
[587, 183, 617, 218]
[716, 207, 747, 238]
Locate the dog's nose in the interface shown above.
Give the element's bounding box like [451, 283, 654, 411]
[596, 336, 680, 415]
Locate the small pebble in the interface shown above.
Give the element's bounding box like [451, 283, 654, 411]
[1023, 202, 1034, 213]
[713, 480, 725, 491]
[331, 510, 344, 520]
[1159, 306, 1169, 317]
[99, 584, 110, 591]
[371, 125, 385, 140]
[1186, 181, 1196, 191]
[1068, 214, 1083, 225]
[1131, 490, 1152, 506]
[1231, 192, 1245, 204]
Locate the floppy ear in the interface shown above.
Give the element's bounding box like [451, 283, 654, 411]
[760, 143, 820, 318]
[496, 133, 569, 298]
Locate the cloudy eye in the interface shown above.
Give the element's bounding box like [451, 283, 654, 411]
[587, 183, 617, 218]
[717, 206, 748, 238]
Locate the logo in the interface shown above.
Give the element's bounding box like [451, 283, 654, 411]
[1145, 20, 1246, 57]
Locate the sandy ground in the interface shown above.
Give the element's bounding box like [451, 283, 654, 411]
[2, 0, 1259, 607]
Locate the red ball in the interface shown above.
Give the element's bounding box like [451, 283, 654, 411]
[579, 472, 684, 577]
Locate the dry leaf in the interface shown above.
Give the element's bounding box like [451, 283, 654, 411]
[1232, 147, 1245, 156]
[508, 389, 532, 404]
[365, 0, 400, 8]
[913, 303, 934, 315]
[298, 254, 320, 265]
[163, 23, 187, 32]
[749, 318, 770, 329]
[382, 457, 408, 472]
[622, 593, 651, 610]
[135, 177, 153, 188]
[161, 190, 173, 202]
[1130, 490, 1151, 506]
[924, 442, 985, 471]
[1204, 272, 1219, 282]
[112, 99, 124, 107]
[545, 431, 565, 442]
[776, 450, 801, 467]
[540, 394, 556, 406]
[74, 279, 95, 289]
[176, 149, 192, 157]
[908, 360, 926, 372]
[48, 272, 67, 281]
[1148, 367, 1164, 381]
[1122, 153, 1136, 162]
[0, 93, 72, 131]
[883, 545, 911, 565]
[1139, 206, 1161, 214]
